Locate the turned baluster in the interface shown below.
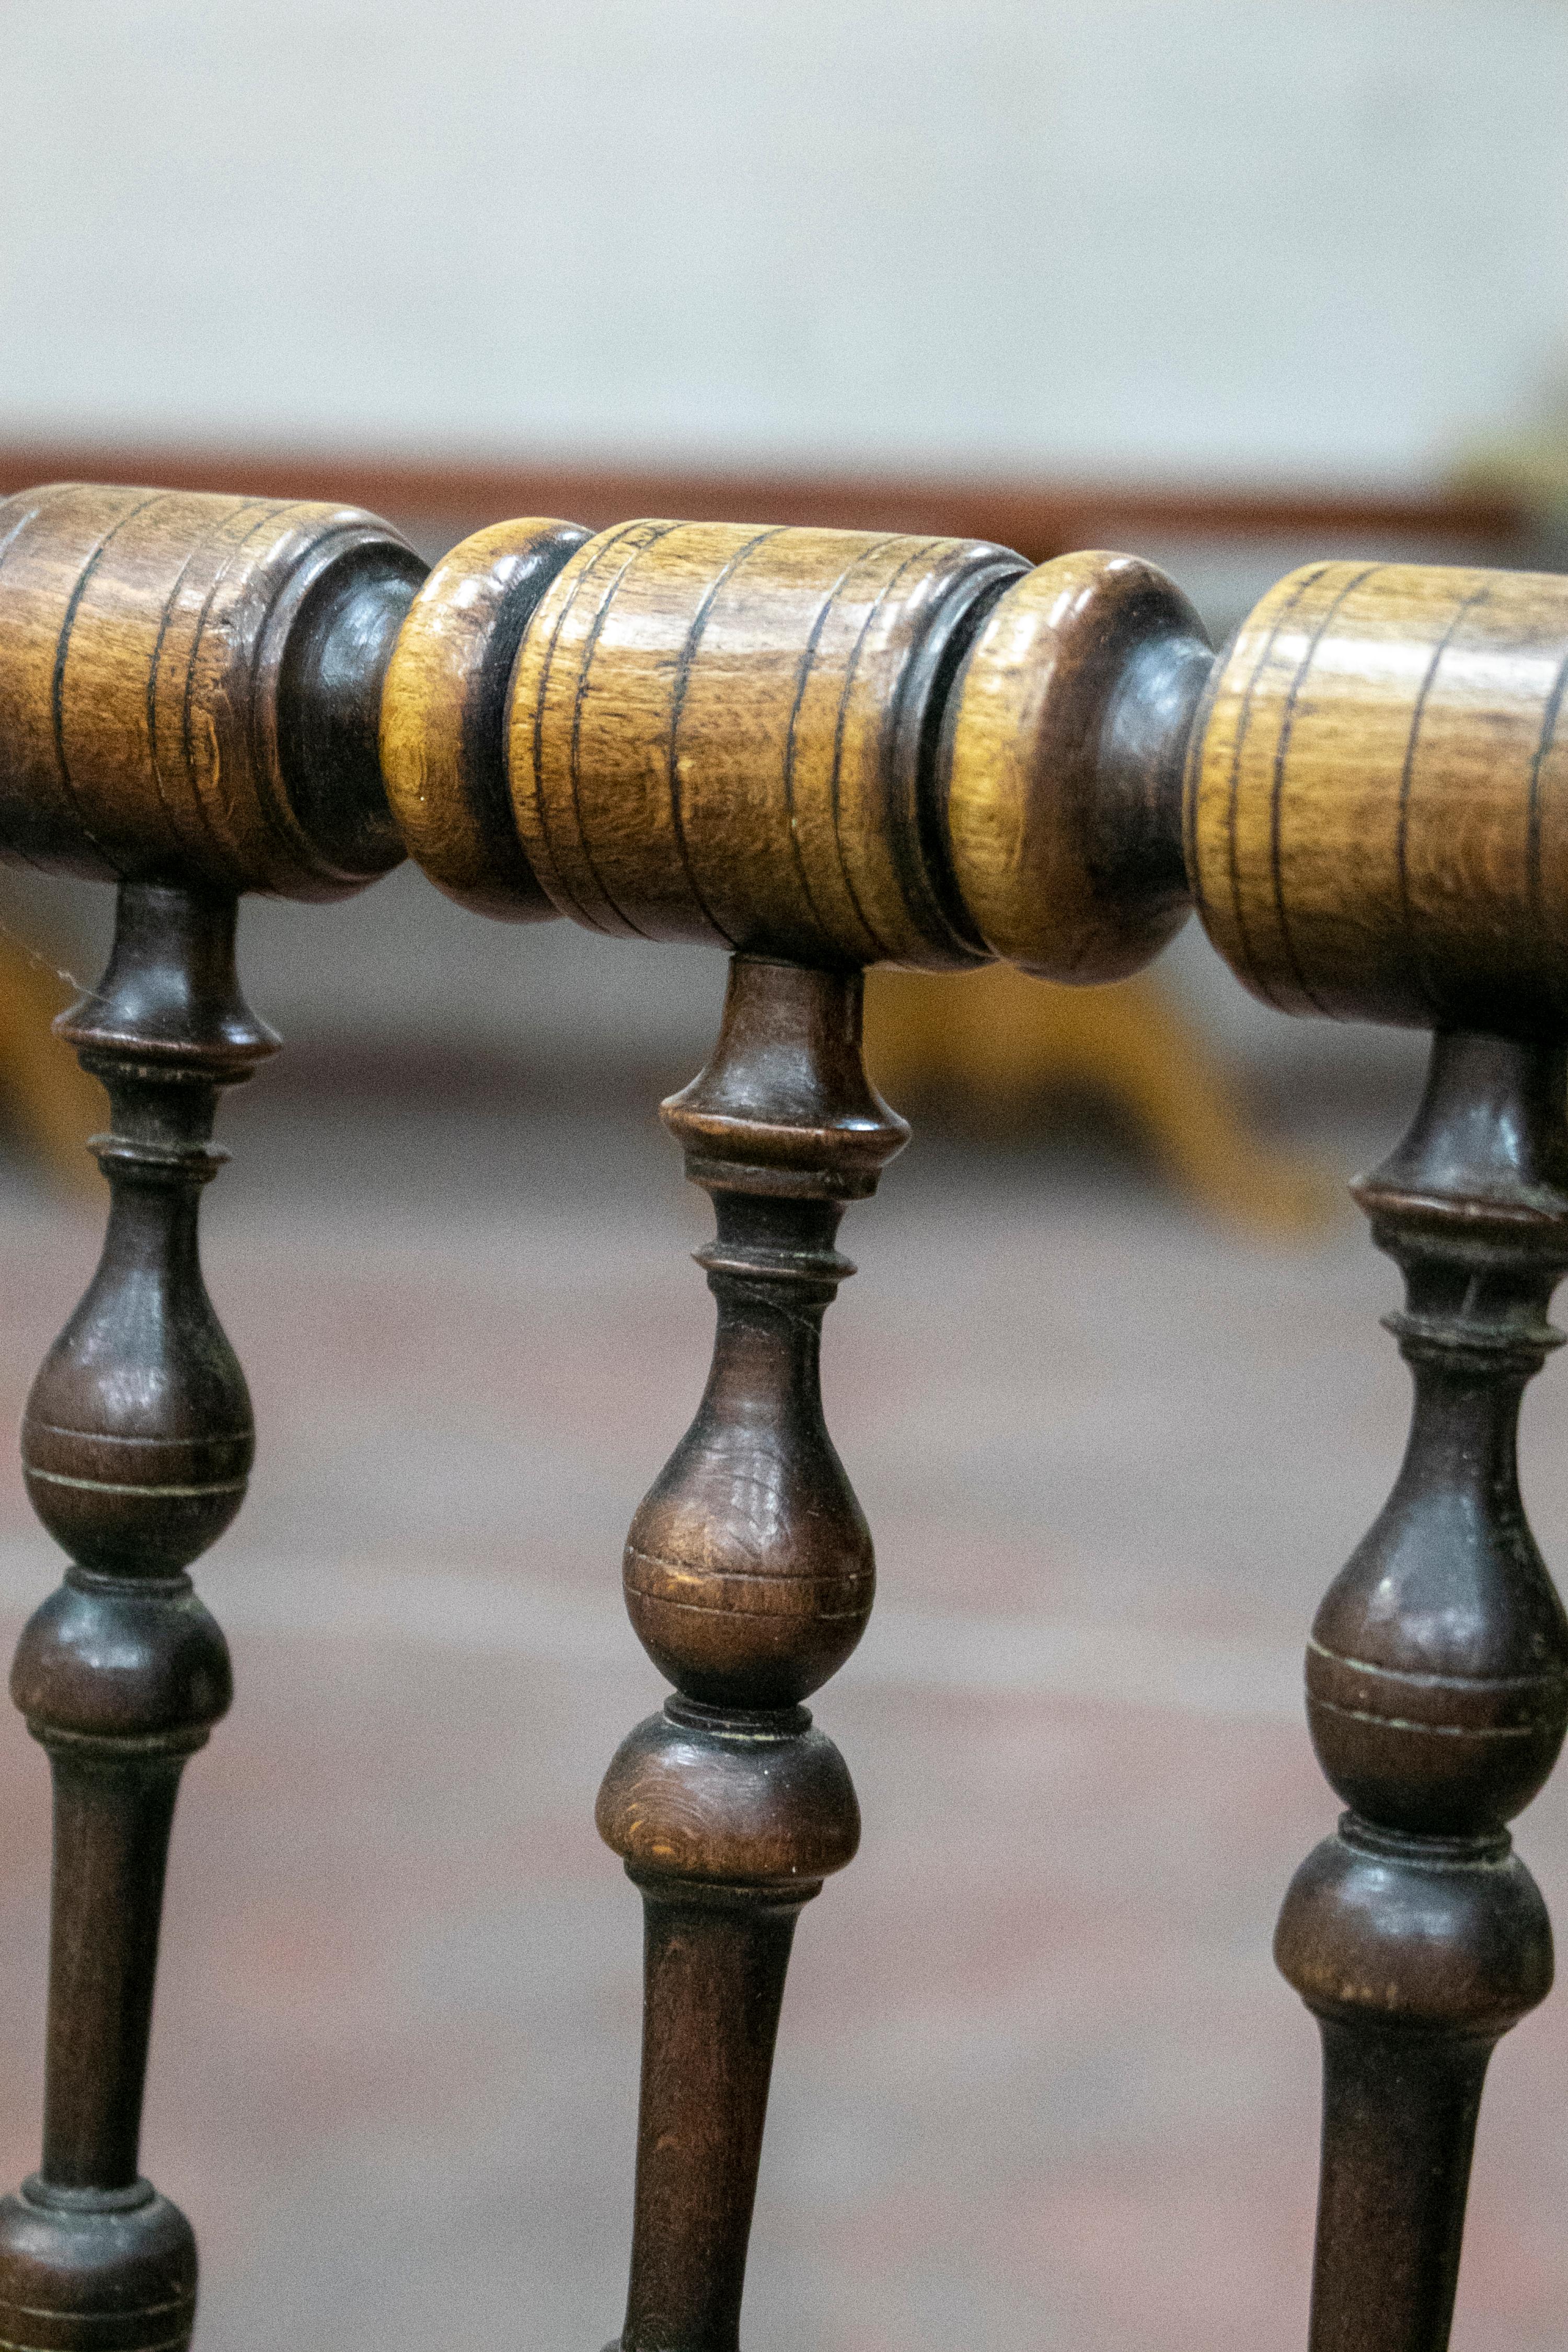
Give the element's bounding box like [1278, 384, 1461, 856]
[1273, 1032, 1568, 2347]
[0, 482, 430, 2352]
[388, 517, 1022, 2346]
[939, 542, 1568, 2347]
[381, 512, 1229, 2345]
[0, 880, 272, 2347]
[381, 515, 1219, 2347]
[1183, 560, 1568, 2350]
[597, 953, 903, 2352]
[938, 543, 1568, 2345]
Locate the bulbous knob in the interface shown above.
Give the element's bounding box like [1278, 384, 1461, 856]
[1276, 1821, 1553, 2037]
[380, 517, 588, 919]
[0, 2177, 198, 2352]
[597, 1704, 860, 1890]
[942, 550, 1211, 981]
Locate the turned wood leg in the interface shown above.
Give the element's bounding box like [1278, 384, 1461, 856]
[596, 956, 904, 2352]
[0, 880, 276, 2352]
[1275, 1033, 1568, 2352]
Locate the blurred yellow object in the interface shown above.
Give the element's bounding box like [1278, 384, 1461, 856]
[864, 963, 1334, 1236]
[1450, 390, 1568, 550]
[0, 939, 105, 1187]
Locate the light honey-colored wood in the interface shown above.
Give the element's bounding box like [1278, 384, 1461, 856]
[506, 519, 1025, 968]
[17, 477, 1568, 1055]
[381, 518, 586, 920]
[943, 551, 1211, 982]
[0, 483, 423, 900]
[1186, 561, 1568, 1033]
[0, 932, 106, 1187]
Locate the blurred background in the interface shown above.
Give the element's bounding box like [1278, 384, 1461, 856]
[1, 5, 1567, 2348]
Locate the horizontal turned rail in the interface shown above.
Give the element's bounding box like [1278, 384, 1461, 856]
[2, 481, 1568, 2351]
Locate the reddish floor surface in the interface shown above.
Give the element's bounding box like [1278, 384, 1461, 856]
[0, 1086, 1562, 2350]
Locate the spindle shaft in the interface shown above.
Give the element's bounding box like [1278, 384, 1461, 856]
[0, 880, 272, 2352]
[1182, 563, 1568, 2350]
[1274, 1033, 1568, 2351]
[597, 956, 903, 2351]
[0, 482, 425, 2351]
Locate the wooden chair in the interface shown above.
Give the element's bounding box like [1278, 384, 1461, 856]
[0, 483, 1562, 2352]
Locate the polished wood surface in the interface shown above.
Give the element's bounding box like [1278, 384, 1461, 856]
[0, 486, 427, 2352]
[381, 517, 586, 919]
[6, 475, 1568, 2352]
[1175, 562, 1568, 2351]
[1187, 560, 1568, 1034]
[943, 549, 1210, 980]
[0, 882, 276, 2352]
[1276, 1033, 1568, 2351]
[509, 518, 1023, 967]
[0, 483, 423, 898]
[597, 956, 904, 2352]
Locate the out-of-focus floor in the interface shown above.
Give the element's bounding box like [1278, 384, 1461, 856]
[0, 1072, 1564, 2352]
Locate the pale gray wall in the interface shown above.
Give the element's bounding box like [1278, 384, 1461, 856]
[1, 1, 1563, 481]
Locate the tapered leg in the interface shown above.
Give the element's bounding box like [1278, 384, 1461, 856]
[597, 957, 904, 2352]
[1276, 1033, 1568, 2352]
[0, 880, 275, 2352]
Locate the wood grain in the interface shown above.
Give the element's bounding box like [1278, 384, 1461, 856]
[1186, 561, 1568, 1034]
[1276, 1031, 1568, 2351]
[508, 518, 1024, 968]
[0, 483, 424, 899]
[381, 518, 587, 919]
[0, 880, 276, 2352]
[597, 957, 903, 2352]
[943, 550, 1210, 981]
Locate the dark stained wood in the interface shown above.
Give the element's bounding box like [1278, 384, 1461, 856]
[11, 471, 1568, 2351]
[1177, 564, 1568, 2345]
[596, 957, 904, 2352]
[0, 880, 272, 2352]
[0, 488, 429, 2352]
[1273, 1031, 1568, 2351]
